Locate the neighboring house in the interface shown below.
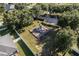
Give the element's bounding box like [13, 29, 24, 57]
[44, 15, 58, 25]
[37, 15, 58, 25]
[4, 3, 15, 11]
[0, 34, 18, 56]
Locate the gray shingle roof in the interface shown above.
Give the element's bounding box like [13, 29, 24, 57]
[0, 51, 8, 56]
[0, 34, 17, 56]
[0, 45, 17, 56]
[4, 3, 15, 11]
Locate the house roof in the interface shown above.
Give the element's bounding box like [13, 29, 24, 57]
[0, 45, 17, 56]
[44, 17, 58, 25]
[4, 3, 15, 11]
[32, 26, 49, 39]
[0, 34, 17, 56]
[0, 51, 8, 56]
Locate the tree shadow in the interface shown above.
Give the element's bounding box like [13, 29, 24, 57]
[17, 40, 34, 56]
[40, 29, 58, 56]
[40, 29, 72, 56]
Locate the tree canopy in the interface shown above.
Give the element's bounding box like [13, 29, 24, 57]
[3, 10, 33, 30]
[41, 27, 78, 56]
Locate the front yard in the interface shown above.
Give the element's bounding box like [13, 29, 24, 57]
[20, 29, 42, 55]
[19, 20, 44, 55]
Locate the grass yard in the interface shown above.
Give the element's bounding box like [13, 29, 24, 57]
[20, 30, 42, 55]
[26, 20, 42, 31]
[19, 20, 43, 55]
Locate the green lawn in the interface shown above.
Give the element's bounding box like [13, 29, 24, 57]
[20, 30, 42, 55]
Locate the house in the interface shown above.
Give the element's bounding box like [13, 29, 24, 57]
[4, 3, 15, 11]
[43, 16, 58, 25]
[37, 14, 58, 25]
[31, 25, 49, 40]
[0, 34, 18, 56]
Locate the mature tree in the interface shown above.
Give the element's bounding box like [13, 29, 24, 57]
[31, 4, 42, 18]
[0, 4, 4, 13]
[41, 27, 78, 56]
[15, 3, 25, 10]
[3, 10, 34, 30]
[69, 10, 79, 30]
[58, 10, 79, 30]
[3, 12, 15, 31]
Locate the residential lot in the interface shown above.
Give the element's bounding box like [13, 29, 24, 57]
[1, 3, 79, 56]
